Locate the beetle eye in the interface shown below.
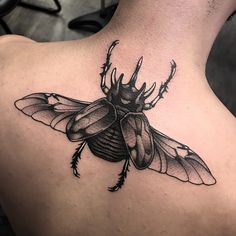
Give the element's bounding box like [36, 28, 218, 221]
[120, 98, 131, 104]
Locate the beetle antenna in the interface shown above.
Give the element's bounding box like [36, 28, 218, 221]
[100, 40, 119, 95]
[129, 57, 143, 86]
[144, 60, 176, 110]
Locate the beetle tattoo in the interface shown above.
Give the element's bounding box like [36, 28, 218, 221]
[14, 40, 216, 191]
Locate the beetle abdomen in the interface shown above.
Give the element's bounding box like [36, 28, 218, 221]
[87, 122, 128, 162]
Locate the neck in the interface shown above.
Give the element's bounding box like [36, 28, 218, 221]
[99, 0, 235, 69]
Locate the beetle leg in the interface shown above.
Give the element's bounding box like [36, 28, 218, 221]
[143, 60, 176, 110]
[108, 158, 130, 192]
[100, 40, 119, 95]
[71, 141, 86, 178]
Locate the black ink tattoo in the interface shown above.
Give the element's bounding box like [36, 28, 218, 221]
[14, 40, 216, 191]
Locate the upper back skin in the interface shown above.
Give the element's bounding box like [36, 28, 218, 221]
[0, 1, 236, 234]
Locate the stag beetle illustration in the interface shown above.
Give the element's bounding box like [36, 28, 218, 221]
[14, 40, 216, 191]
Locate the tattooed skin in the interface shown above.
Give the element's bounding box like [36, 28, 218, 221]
[14, 40, 216, 191]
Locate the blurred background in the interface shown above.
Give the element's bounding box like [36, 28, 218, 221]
[0, 0, 235, 235]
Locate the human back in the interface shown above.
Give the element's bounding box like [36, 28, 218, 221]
[0, 0, 236, 235]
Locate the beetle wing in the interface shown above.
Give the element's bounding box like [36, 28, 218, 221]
[67, 98, 117, 142]
[121, 113, 154, 169]
[149, 127, 216, 185]
[14, 93, 90, 134]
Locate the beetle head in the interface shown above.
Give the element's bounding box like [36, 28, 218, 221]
[107, 57, 156, 112]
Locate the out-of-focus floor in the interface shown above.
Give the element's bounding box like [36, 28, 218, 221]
[0, 0, 235, 235]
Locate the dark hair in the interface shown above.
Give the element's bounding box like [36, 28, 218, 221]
[227, 10, 236, 21]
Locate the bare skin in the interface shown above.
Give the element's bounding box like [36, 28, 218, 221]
[0, 0, 236, 235]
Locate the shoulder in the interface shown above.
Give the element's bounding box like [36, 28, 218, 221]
[0, 34, 36, 78]
[0, 34, 35, 64]
[0, 35, 37, 105]
[0, 34, 36, 61]
[0, 34, 35, 44]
